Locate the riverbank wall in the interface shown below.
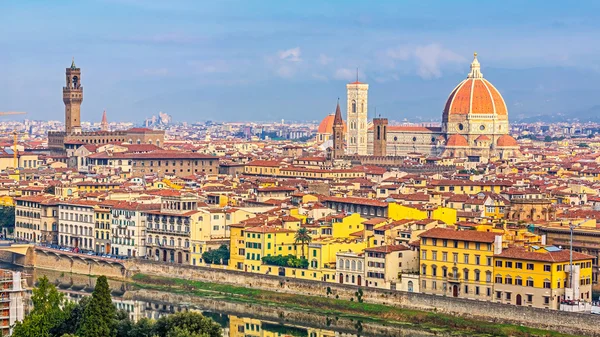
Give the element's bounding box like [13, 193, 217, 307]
[9, 248, 600, 337]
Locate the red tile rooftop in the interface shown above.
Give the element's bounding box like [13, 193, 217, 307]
[364, 245, 411, 253]
[496, 247, 593, 262]
[419, 227, 498, 243]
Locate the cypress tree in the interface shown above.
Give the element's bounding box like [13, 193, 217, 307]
[78, 276, 117, 337]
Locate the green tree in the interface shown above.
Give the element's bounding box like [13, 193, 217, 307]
[13, 276, 73, 337]
[52, 296, 90, 336]
[294, 227, 312, 258]
[0, 206, 15, 232]
[544, 135, 552, 142]
[121, 317, 155, 337]
[152, 311, 221, 337]
[201, 245, 230, 265]
[78, 276, 117, 337]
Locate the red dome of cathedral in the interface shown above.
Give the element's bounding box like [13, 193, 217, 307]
[496, 134, 518, 147]
[445, 134, 469, 147]
[317, 114, 346, 134]
[443, 53, 507, 119]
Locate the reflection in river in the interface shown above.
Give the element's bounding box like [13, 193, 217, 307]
[20, 267, 377, 337]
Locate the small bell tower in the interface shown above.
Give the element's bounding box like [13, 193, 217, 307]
[332, 99, 345, 160]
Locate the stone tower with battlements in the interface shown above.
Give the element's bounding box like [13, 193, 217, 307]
[346, 80, 368, 155]
[63, 58, 83, 134]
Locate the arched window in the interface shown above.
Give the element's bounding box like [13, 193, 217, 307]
[351, 260, 356, 271]
[345, 260, 350, 270]
[407, 281, 414, 292]
[357, 261, 362, 271]
[352, 100, 356, 113]
[338, 259, 343, 269]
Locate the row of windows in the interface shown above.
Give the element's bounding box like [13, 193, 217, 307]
[147, 223, 190, 234]
[423, 265, 492, 282]
[422, 238, 492, 251]
[422, 280, 492, 296]
[134, 160, 215, 167]
[367, 272, 384, 279]
[16, 210, 40, 218]
[422, 250, 493, 266]
[60, 212, 94, 223]
[495, 291, 551, 305]
[147, 236, 190, 248]
[59, 224, 93, 237]
[496, 260, 593, 271]
[338, 259, 363, 271]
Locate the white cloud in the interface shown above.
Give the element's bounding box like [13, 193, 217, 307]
[318, 54, 333, 65]
[414, 44, 464, 79]
[278, 47, 302, 62]
[386, 43, 465, 79]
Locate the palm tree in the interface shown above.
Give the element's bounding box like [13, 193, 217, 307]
[295, 227, 312, 259]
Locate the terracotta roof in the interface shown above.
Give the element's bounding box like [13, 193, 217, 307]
[445, 134, 469, 147]
[364, 245, 411, 253]
[246, 160, 281, 167]
[496, 247, 593, 262]
[323, 195, 387, 207]
[497, 135, 519, 147]
[443, 58, 507, 117]
[245, 225, 295, 234]
[419, 227, 498, 243]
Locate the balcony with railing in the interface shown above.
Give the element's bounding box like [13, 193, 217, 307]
[447, 272, 461, 282]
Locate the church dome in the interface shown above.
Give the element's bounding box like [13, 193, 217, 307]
[445, 134, 469, 147]
[443, 53, 507, 119]
[497, 134, 518, 147]
[317, 114, 346, 134]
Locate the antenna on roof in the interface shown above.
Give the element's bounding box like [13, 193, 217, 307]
[356, 67, 359, 83]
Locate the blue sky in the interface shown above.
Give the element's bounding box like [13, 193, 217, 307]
[2, 0, 600, 123]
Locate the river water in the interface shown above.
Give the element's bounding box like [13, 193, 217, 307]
[5, 263, 458, 337]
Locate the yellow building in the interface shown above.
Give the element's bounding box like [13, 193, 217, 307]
[419, 227, 498, 301]
[429, 180, 511, 195]
[240, 225, 297, 273]
[191, 207, 257, 265]
[388, 203, 457, 225]
[229, 213, 368, 282]
[493, 246, 594, 309]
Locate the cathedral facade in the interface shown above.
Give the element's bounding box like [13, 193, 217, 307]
[319, 53, 520, 160]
